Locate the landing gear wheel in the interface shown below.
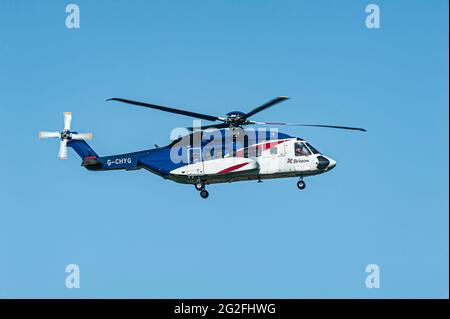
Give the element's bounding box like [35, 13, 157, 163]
[195, 182, 205, 191]
[297, 180, 306, 190]
[200, 189, 209, 199]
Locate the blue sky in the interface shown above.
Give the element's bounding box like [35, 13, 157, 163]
[0, 0, 448, 298]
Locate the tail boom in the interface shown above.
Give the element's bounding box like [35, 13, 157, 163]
[67, 139, 152, 171]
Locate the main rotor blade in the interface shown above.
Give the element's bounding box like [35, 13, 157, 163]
[252, 121, 367, 132]
[58, 140, 68, 160]
[107, 98, 222, 122]
[64, 112, 72, 131]
[187, 122, 230, 131]
[38, 131, 61, 139]
[242, 96, 289, 120]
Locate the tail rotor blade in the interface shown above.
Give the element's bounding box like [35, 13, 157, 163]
[64, 112, 72, 131]
[71, 133, 93, 140]
[38, 131, 61, 139]
[58, 140, 68, 160]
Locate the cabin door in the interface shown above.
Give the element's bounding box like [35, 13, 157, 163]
[186, 147, 204, 176]
[259, 141, 284, 174]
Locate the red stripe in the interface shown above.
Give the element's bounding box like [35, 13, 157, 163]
[217, 162, 250, 174]
[271, 140, 285, 148]
[236, 139, 286, 157]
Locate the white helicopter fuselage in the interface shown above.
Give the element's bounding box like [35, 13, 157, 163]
[169, 138, 336, 185]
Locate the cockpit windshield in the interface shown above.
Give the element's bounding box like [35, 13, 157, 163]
[294, 142, 311, 156]
[305, 142, 320, 154]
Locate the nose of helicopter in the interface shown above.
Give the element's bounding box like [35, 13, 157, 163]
[327, 157, 337, 170]
[317, 155, 336, 171]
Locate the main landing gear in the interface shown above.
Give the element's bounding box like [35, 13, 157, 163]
[195, 181, 204, 191]
[195, 181, 209, 199]
[200, 189, 209, 199]
[297, 178, 306, 190]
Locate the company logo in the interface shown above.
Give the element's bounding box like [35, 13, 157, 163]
[107, 157, 132, 166]
[287, 158, 309, 164]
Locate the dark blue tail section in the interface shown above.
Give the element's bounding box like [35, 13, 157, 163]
[67, 139, 98, 158]
[67, 139, 152, 171]
[67, 139, 172, 174]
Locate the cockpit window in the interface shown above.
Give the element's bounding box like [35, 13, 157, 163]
[305, 142, 320, 154]
[294, 142, 311, 156]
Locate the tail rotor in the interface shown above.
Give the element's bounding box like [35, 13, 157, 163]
[38, 112, 93, 160]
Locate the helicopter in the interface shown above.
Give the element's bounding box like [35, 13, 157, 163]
[38, 96, 366, 198]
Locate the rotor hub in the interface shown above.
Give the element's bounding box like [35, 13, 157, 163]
[225, 111, 246, 126]
[61, 130, 71, 140]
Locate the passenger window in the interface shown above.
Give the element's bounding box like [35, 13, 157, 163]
[255, 146, 261, 157]
[270, 144, 277, 155]
[205, 148, 213, 161]
[248, 146, 255, 158]
[294, 142, 311, 156]
[189, 148, 202, 163]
